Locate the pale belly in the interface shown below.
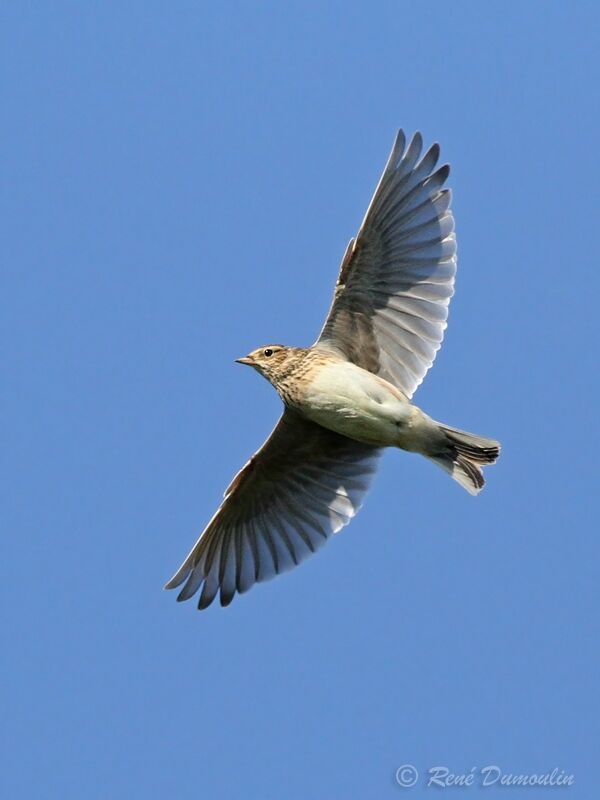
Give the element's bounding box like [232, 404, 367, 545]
[298, 361, 417, 447]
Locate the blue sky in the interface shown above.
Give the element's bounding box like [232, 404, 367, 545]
[2, 2, 598, 798]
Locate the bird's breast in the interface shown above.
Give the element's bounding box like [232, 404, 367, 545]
[297, 361, 413, 446]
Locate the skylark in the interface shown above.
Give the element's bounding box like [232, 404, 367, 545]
[166, 130, 500, 610]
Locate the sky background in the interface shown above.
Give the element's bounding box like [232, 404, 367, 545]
[2, 2, 599, 798]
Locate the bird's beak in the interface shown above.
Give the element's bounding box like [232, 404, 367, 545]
[235, 355, 254, 366]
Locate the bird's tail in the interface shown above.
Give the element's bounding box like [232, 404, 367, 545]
[428, 424, 500, 495]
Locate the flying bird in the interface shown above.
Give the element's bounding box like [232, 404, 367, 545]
[166, 130, 500, 610]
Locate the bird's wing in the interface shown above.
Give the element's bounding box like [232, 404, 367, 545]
[165, 408, 380, 609]
[315, 130, 457, 399]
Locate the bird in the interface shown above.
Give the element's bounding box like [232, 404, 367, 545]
[165, 129, 500, 610]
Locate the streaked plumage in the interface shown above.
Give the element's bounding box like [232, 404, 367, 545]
[166, 130, 500, 610]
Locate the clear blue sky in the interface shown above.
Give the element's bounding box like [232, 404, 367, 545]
[3, 3, 598, 798]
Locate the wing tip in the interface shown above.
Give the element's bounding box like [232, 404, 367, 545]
[164, 573, 186, 591]
[219, 590, 237, 608]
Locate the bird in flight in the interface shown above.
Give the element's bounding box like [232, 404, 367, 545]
[166, 130, 500, 610]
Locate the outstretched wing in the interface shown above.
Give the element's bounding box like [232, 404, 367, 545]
[316, 130, 457, 399]
[165, 409, 380, 609]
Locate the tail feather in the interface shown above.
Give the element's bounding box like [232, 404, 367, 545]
[430, 424, 500, 495]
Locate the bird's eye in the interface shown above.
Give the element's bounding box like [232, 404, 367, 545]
[263, 348, 273, 358]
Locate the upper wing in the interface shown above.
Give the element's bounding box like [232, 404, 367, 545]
[165, 409, 380, 609]
[315, 130, 457, 399]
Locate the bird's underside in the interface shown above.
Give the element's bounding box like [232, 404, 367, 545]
[165, 129, 500, 610]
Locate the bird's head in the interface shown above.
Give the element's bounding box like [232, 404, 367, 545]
[235, 345, 296, 384]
